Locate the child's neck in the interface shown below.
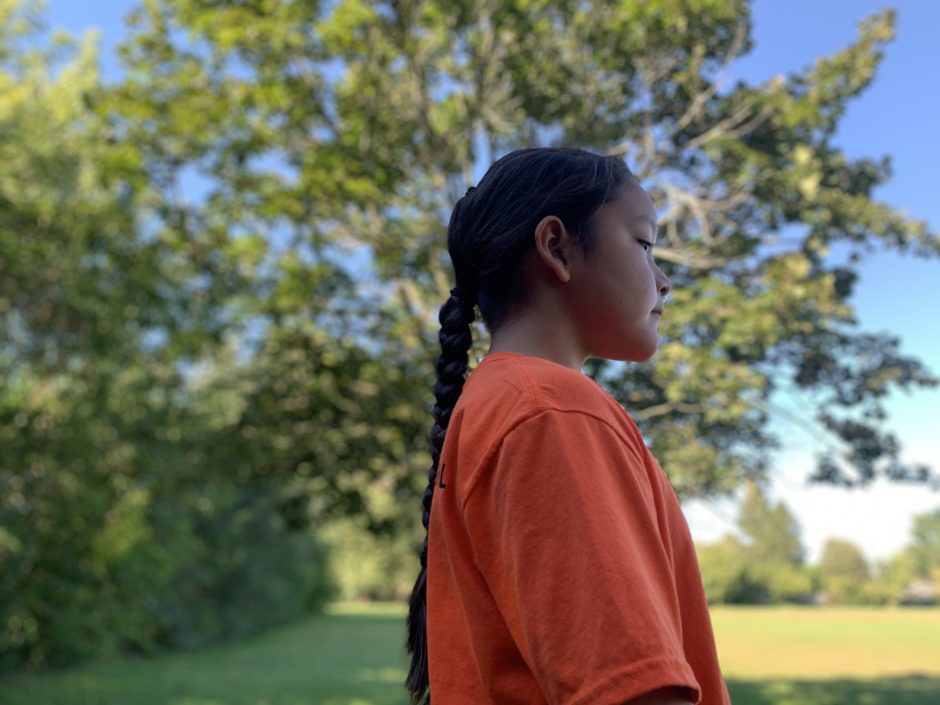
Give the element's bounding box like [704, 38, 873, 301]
[487, 316, 585, 370]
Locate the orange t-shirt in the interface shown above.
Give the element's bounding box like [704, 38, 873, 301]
[427, 352, 730, 705]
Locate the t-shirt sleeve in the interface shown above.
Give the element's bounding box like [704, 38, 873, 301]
[461, 409, 702, 705]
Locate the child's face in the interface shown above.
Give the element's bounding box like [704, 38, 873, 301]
[566, 183, 670, 362]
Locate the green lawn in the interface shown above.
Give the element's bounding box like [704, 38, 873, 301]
[1, 603, 938, 705]
[712, 606, 940, 705]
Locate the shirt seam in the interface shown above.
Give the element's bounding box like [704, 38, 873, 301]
[459, 405, 649, 515]
[563, 654, 702, 705]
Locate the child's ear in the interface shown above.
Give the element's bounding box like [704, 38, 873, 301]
[533, 215, 573, 284]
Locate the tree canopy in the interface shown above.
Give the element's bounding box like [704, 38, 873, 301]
[110, 0, 937, 509]
[0, 1, 334, 672]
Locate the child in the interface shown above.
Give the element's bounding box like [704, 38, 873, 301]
[405, 148, 730, 705]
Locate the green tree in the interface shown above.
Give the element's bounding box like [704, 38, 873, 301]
[695, 535, 762, 604]
[696, 484, 812, 604]
[738, 482, 805, 565]
[817, 538, 870, 604]
[0, 1, 332, 672]
[875, 550, 921, 604]
[106, 0, 938, 529]
[869, 506, 940, 605]
[908, 507, 940, 578]
[736, 483, 813, 602]
[0, 0, 176, 669]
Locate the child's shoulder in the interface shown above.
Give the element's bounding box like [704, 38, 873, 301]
[460, 352, 628, 428]
[449, 353, 655, 504]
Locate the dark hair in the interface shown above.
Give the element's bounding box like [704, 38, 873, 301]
[404, 147, 637, 704]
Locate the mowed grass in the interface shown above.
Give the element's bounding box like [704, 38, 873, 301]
[1, 603, 938, 705]
[712, 606, 940, 678]
[0, 603, 411, 705]
[712, 606, 940, 705]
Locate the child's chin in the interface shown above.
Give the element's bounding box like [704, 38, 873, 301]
[616, 347, 657, 364]
[594, 336, 659, 363]
[625, 337, 659, 362]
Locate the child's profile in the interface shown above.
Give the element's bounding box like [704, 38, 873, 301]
[405, 147, 730, 705]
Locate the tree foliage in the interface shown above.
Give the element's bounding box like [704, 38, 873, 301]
[908, 507, 940, 577]
[696, 502, 940, 605]
[738, 482, 805, 565]
[817, 538, 870, 604]
[870, 506, 940, 604]
[696, 484, 812, 604]
[695, 534, 763, 604]
[0, 1, 332, 673]
[108, 0, 937, 509]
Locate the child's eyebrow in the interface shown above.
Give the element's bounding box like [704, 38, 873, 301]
[633, 215, 659, 240]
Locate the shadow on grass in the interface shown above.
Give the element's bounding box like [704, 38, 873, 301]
[727, 675, 940, 705]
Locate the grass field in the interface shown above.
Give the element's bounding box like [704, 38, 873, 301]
[1, 603, 938, 705]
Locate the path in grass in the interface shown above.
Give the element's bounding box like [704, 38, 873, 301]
[1, 603, 937, 705]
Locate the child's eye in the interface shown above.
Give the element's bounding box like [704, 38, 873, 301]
[638, 239, 653, 252]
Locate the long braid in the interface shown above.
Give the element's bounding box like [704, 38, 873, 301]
[405, 285, 476, 705]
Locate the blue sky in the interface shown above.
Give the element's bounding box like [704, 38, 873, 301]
[686, 0, 940, 561]
[42, 0, 940, 562]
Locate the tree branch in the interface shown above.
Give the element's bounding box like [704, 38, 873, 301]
[633, 401, 706, 421]
[672, 20, 749, 134]
[683, 97, 774, 152]
[652, 247, 742, 270]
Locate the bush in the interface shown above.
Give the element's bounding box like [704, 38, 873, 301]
[696, 536, 765, 604]
[0, 474, 334, 674]
[148, 483, 336, 651]
[696, 535, 816, 604]
[320, 517, 419, 602]
[751, 562, 817, 604]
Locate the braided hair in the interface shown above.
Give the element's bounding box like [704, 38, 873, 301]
[405, 147, 637, 704]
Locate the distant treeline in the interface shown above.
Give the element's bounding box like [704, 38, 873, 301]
[695, 485, 940, 606]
